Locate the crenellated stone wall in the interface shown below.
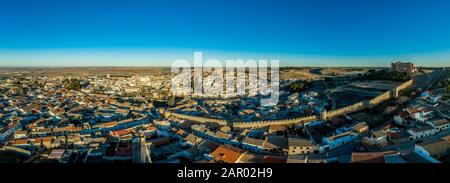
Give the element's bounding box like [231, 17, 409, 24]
[162, 79, 413, 128]
[232, 115, 318, 128]
[397, 79, 413, 91]
[162, 109, 228, 125]
[369, 91, 391, 107]
[326, 101, 365, 119]
[323, 79, 413, 119]
[0, 146, 31, 157]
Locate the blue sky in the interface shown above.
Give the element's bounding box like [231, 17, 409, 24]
[1, 0, 450, 67]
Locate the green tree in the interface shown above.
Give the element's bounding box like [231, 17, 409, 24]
[64, 78, 83, 90]
[288, 80, 312, 93]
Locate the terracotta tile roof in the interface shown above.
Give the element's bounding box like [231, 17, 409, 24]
[98, 122, 118, 128]
[53, 126, 82, 133]
[176, 129, 187, 137]
[32, 137, 53, 144]
[211, 145, 244, 163]
[12, 139, 29, 146]
[147, 125, 156, 131]
[111, 129, 132, 137]
[263, 155, 287, 163]
[351, 151, 397, 163]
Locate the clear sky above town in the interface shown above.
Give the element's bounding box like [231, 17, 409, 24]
[1, 0, 450, 67]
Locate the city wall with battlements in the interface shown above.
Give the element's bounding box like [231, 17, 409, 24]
[0, 146, 31, 157]
[163, 110, 228, 126]
[323, 79, 412, 119]
[162, 79, 413, 128]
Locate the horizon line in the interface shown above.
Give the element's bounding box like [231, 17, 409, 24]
[0, 65, 446, 68]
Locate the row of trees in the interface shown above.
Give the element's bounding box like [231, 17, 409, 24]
[63, 78, 83, 90]
[362, 69, 411, 81]
[287, 80, 313, 93]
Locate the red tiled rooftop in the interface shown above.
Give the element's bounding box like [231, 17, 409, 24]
[101, 122, 118, 128]
[351, 151, 397, 163]
[111, 129, 132, 137]
[263, 155, 287, 163]
[211, 145, 244, 163]
[147, 125, 156, 131]
[32, 137, 53, 143]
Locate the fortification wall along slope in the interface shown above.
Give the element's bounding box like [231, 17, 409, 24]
[325, 79, 412, 119]
[0, 146, 31, 157]
[165, 110, 228, 125]
[397, 79, 413, 91]
[327, 101, 365, 118]
[233, 115, 318, 128]
[369, 91, 391, 106]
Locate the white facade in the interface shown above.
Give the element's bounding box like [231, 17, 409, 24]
[407, 128, 436, 140]
[427, 120, 450, 132]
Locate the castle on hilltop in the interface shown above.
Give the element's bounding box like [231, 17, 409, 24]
[391, 61, 417, 74]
